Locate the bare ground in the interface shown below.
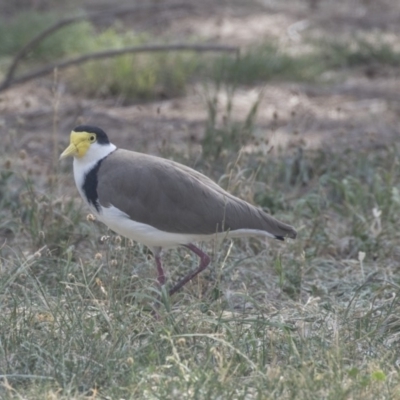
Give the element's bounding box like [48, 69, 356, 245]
[0, 0, 399, 180]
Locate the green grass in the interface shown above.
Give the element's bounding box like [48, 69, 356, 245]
[212, 43, 325, 85]
[69, 27, 200, 101]
[0, 11, 93, 63]
[2, 10, 400, 103]
[1, 121, 400, 398]
[201, 84, 263, 160]
[210, 37, 400, 87]
[0, 11, 199, 101]
[1, 10, 400, 397]
[320, 37, 400, 69]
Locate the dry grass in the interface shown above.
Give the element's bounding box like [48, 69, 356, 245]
[1, 115, 400, 398]
[1, 0, 400, 398]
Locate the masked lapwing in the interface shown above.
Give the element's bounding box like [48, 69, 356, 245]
[60, 125, 297, 295]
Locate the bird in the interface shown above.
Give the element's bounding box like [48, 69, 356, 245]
[60, 125, 297, 296]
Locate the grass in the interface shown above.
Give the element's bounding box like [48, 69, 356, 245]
[1, 8, 400, 398]
[0, 11, 199, 101]
[66, 26, 201, 101]
[212, 43, 325, 85]
[201, 84, 263, 160]
[319, 37, 400, 69]
[2, 10, 400, 103]
[1, 118, 400, 398]
[0, 11, 93, 63]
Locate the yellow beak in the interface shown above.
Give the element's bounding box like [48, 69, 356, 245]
[59, 142, 78, 159]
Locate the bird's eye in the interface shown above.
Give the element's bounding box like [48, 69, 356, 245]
[90, 135, 95, 142]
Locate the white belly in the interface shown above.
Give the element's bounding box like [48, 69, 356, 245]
[94, 205, 274, 249]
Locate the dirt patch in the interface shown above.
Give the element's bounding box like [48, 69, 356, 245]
[1, 0, 399, 164]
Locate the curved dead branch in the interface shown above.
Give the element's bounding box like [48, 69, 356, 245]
[0, 44, 239, 92]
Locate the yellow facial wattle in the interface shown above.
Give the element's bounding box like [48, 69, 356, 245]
[60, 131, 95, 159]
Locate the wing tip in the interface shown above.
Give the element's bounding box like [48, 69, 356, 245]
[275, 228, 297, 241]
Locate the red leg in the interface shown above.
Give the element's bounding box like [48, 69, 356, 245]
[153, 247, 166, 286]
[169, 243, 211, 296]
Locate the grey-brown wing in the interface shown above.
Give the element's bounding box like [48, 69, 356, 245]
[97, 149, 296, 238]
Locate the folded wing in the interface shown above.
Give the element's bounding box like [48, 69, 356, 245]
[97, 149, 297, 239]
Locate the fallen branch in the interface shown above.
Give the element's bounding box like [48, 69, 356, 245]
[0, 3, 193, 92]
[0, 44, 239, 92]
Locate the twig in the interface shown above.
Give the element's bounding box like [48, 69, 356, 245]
[0, 3, 192, 91]
[0, 44, 239, 92]
[0, 374, 54, 380]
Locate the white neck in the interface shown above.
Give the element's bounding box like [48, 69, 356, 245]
[73, 142, 117, 202]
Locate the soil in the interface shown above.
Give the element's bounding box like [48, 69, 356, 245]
[0, 0, 399, 171]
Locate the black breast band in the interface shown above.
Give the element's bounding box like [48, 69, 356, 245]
[82, 159, 104, 212]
